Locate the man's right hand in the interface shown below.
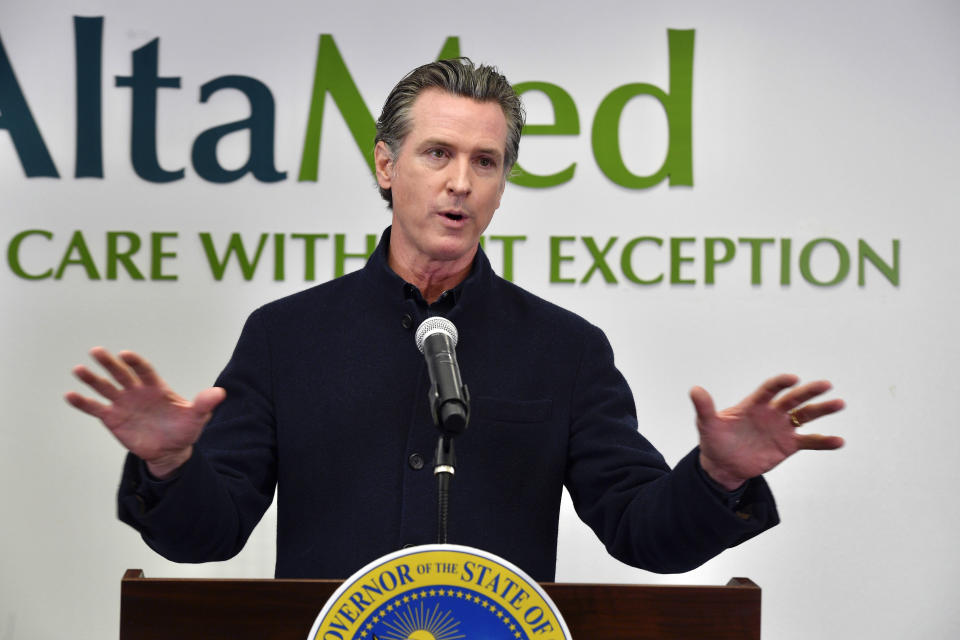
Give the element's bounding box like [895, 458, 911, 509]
[65, 347, 226, 479]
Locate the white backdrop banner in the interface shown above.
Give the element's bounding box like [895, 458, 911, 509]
[1, 1, 957, 639]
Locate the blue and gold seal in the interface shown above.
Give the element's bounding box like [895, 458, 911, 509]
[307, 544, 571, 640]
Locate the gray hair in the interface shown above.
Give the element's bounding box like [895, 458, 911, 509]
[375, 57, 525, 207]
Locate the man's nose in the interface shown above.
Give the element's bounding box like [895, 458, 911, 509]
[446, 157, 471, 196]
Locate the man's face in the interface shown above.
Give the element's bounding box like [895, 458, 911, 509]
[375, 88, 508, 270]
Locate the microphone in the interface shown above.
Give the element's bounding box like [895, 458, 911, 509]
[415, 317, 470, 434]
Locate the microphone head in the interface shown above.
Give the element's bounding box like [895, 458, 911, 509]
[415, 317, 458, 353]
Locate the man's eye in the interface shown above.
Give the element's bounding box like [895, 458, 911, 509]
[477, 157, 494, 168]
[428, 149, 446, 159]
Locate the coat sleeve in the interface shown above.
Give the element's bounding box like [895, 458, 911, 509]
[563, 323, 779, 573]
[117, 309, 277, 563]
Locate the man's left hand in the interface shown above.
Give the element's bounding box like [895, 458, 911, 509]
[691, 374, 845, 491]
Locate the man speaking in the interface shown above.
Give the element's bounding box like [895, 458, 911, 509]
[66, 58, 844, 581]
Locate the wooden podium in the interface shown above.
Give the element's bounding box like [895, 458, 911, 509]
[120, 569, 760, 639]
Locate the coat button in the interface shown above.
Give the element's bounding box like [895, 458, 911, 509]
[401, 314, 413, 329]
[408, 453, 424, 470]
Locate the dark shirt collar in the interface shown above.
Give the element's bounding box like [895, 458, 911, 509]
[363, 226, 491, 323]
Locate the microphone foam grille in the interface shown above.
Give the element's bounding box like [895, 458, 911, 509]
[415, 316, 458, 353]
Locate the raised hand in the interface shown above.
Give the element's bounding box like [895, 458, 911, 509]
[690, 374, 845, 491]
[65, 347, 225, 479]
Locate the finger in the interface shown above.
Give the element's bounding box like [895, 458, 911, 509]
[64, 391, 109, 419]
[745, 374, 800, 406]
[72, 364, 121, 401]
[689, 386, 717, 423]
[789, 398, 846, 424]
[119, 350, 161, 387]
[192, 387, 226, 416]
[795, 433, 845, 450]
[90, 346, 138, 389]
[772, 380, 833, 412]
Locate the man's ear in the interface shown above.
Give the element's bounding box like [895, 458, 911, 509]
[374, 141, 394, 189]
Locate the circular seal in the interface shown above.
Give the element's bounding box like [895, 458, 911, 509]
[306, 544, 572, 640]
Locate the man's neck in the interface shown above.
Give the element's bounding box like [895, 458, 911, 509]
[387, 244, 475, 304]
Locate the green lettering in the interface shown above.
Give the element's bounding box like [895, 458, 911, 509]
[291, 233, 329, 281]
[150, 232, 177, 281]
[510, 82, 579, 187]
[669, 237, 695, 284]
[274, 233, 285, 281]
[106, 232, 144, 280]
[780, 238, 792, 285]
[799, 238, 850, 286]
[858, 239, 899, 286]
[299, 36, 459, 181]
[549, 236, 576, 283]
[299, 35, 377, 180]
[334, 233, 376, 277]
[7, 229, 53, 279]
[704, 237, 735, 285]
[738, 238, 774, 285]
[200, 232, 269, 280]
[592, 29, 694, 189]
[621, 236, 663, 284]
[436, 36, 460, 60]
[55, 231, 100, 280]
[489, 235, 525, 281]
[581, 236, 618, 283]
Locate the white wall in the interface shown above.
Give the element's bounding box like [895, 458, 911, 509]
[1, 1, 957, 638]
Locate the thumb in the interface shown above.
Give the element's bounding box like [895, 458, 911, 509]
[689, 386, 716, 423]
[192, 387, 226, 416]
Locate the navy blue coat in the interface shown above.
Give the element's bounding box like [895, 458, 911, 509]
[119, 228, 778, 581]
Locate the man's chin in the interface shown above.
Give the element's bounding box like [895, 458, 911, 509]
[427, 237, 479, 263]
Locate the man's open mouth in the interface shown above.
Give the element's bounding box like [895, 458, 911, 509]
[443, 212, 464, 221]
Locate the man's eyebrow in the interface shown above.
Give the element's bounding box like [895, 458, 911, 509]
[418, 137, 452, 149]
[475, 146, 504, 160]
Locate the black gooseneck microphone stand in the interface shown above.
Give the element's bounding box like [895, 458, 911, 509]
[429, 367, 469, 544]
[416, 318, 470, 544]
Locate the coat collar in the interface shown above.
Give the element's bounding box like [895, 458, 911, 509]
[361, 226, 494, 324]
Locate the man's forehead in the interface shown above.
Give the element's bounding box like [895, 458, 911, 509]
[407, 88, 508, 152]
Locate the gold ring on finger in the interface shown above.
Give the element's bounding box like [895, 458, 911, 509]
[789, 410, 802, 428]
